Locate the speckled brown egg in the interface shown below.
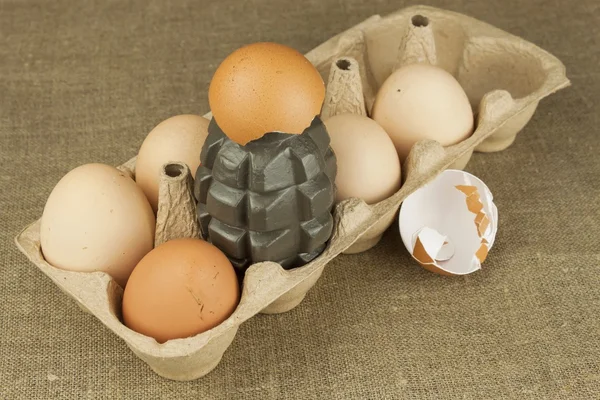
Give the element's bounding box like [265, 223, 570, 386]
[208, 42, 325, 145]
[122, 238, 240, 343]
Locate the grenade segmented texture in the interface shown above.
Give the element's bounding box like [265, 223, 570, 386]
[194, 117, 337, 273]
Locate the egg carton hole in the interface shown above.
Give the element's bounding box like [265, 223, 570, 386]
[165, 164, 184, 178]
[411, 14, 429, 27]
[335, 59, 352, 71]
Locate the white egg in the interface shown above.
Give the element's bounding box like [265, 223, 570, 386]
[40, 163, 155, 287]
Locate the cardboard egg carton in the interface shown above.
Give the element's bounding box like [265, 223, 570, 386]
[15, 5, 568, 381]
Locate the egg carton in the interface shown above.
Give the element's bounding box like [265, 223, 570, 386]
[15, 5, 568, 381]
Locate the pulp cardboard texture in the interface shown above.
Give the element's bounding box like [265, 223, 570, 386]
[155, 162, 201, 247]
[321, 57, 368, 120]
[15, 5, 569, 381]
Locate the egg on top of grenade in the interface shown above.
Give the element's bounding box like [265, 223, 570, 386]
[40, 163, 155, 287]
[122, 238, 240, 343]
[372, 64, 474, 161]
[324, 114, 401, 205]
[135, 114, 210, 212]
[208, 42, 326, 145]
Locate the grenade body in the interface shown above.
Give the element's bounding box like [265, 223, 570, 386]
[194, 117, 336, 273]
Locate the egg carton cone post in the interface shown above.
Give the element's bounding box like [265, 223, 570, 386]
[155, 162, 201, 247]
[15, 5, 569, 381]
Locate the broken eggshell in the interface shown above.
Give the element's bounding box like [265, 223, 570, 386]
[399, 169, 498, 275]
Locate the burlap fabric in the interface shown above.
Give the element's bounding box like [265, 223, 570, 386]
[1, 0, 598, 398]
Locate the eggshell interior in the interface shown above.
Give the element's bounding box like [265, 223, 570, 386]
[399, 169, 498, 275]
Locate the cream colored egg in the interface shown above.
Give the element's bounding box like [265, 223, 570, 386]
[136, 114, 209, 212]
[372, 64, 474, 161]
[325, 114, 401, 204]
[40, 163, 155, 287]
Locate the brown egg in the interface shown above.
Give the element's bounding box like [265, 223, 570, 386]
[136, 115, 210, 212]
[208, 42, 325, 145]
[122, 238, 240, 343]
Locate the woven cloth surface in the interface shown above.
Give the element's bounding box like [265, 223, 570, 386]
[1, 0, 598, 398]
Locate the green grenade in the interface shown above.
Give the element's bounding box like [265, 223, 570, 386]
[194, 117, 336, 273]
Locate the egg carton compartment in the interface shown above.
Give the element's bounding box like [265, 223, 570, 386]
[15, 5, 568, 381]
[309, 4, 569, 254]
